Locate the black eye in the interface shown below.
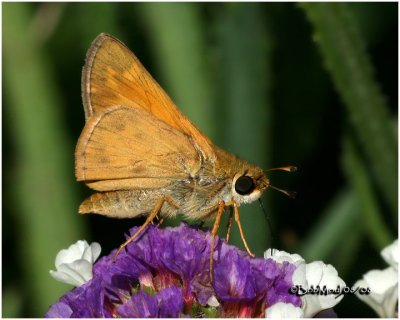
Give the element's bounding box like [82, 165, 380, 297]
[235, 176, 255, 195]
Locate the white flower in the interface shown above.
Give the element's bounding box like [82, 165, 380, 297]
[265, 249, 346, 318]
[354, 239, 399, 318]
[50, 240, 101, 287]
[206, 295, 220, 308]
[265, 302, 304, 318]
[381, 239, 398, 271]
[264, 249, 304, 266]
[293, 261, 346, 318]
[354, 267, 397, 318]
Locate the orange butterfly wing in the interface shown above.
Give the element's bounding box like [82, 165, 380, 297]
[75, 106, 201, 191]
[81, 33, 215, 161]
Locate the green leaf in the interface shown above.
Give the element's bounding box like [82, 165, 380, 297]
[342, 135, 393, 250]
[298, 190, 361, 262]
[300, 3, 397, 219]
[3, 3, 86, 316]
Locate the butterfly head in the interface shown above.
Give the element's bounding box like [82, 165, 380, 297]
[231, 166, 270, 205]
[231, 164, 297, 205]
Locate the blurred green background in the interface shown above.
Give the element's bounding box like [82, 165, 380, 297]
[2, 2, 397, 317]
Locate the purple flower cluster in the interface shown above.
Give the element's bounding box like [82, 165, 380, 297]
[46, 223, 301, 317]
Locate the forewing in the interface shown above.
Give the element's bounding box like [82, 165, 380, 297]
[75, 105, 201, 191]
[82, 33, 215, 160]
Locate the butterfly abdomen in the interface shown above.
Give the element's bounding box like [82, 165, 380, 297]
[79, 189, 179, 218]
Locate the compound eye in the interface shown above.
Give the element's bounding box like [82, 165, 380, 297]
[235, 175, 255, 195]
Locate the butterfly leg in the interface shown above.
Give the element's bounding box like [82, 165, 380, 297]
[225, 208, 233, 243]
[210, 200, 225, 282]
[156, 216, 164, 227]
[113, 195, 178, 261]
[151, 213, 164, 226]
[233, 202, 255, 257]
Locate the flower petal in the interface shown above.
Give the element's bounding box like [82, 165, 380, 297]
[54, 240, 89, 268]
[156, 286, 184, 317]
[50, 260, 93, 287]
[45, 301, 73, 318]
[214, 247, 256, 301]
[304, 261, 324, 286]
[300, 261, 346, 317]
[292, 262, 307, 287]
[355, 267, 398, 317]
[51, 240, 101, 287]
[69, 259, 94, 282]
[381, 239, 398, 271]
[289, 260, 347, 318]
[90, 242, 102, 262]
[81, 242, 101, 263]
[265, 249, 305, 267]
[207, 295, 220, 307]
[266, 302, 304, 318]
[49, 269, 84, 288]
[117, 291, 158, 317]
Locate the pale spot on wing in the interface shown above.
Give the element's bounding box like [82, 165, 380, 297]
[98, 156, 110, 164]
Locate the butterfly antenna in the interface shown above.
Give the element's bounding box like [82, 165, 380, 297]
[269, 185, 297, 198]
[265, 165, 297, 173]
[265, 165, 297, 198]
[258, 199, 274, 252]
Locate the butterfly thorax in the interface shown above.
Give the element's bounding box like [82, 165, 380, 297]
[175, 146, 269, 221]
